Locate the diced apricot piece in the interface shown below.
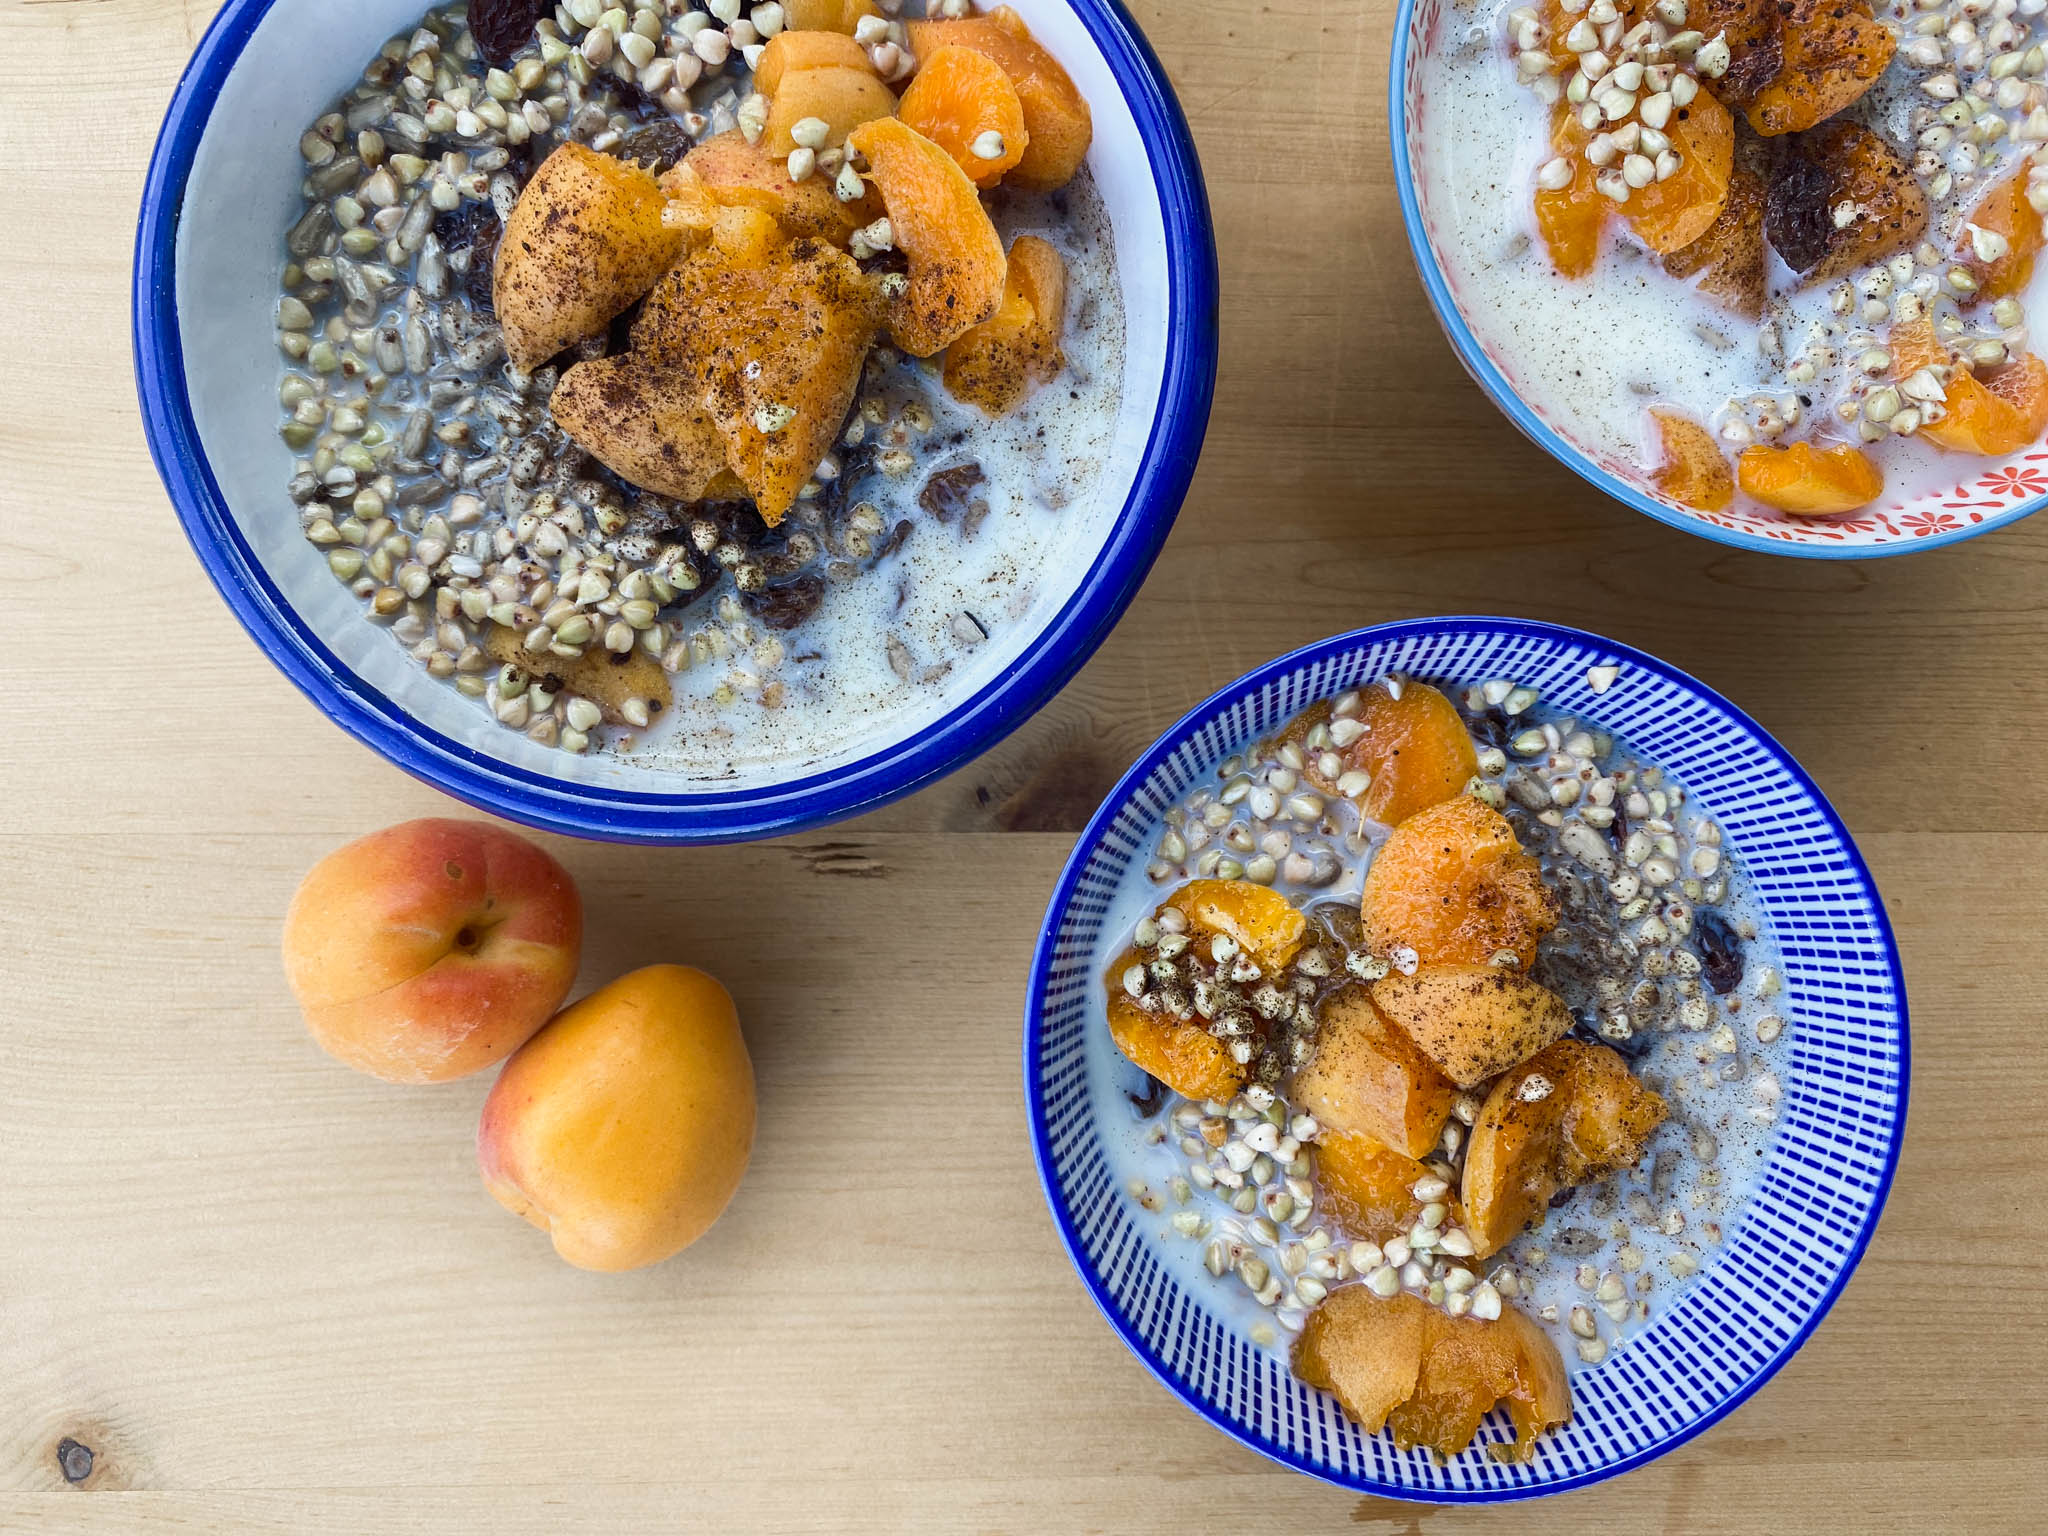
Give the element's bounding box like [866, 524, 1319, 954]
[1891, 319, 2048, 455]
[630, 223, 881, 523]
[1105, 989, 1245, 1101]
[683, 130, 878, 243]
[1764, 120, 1926, 285]
[1735, 441, 1884, 515]
[1534, 109, 1605, 280]
[1371, 965, 1575, 1089]
[780, 0, 880, 32]
[1314, 1131, 1443, 1245]
[846, 116, 1008, 355]
[1165, 878, 1306, 970]
[755, 28, 874, 97]
[942, 235, 1065, 414]
[1955, 169, 2045, 303]
[1622, 86, 1734, 255]
[898, 44, 1029, 186]
[1460, 1040, 1667, 1258]
[550, 354, 729, 503]
[1290, 679, 1478, 828]
[1724, 0, 1895, 137]
[1361, 796, 1558, 970]
[1292, 987, 1455, 1159]
[1662, 165, 1767, 319]
[1296, 1288, 1571, 1459]
[1650, 408, 1734, 511]
[906, 5, 1091, 190]
[764, 64, 898, 154]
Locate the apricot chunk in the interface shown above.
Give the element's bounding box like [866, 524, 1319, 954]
[1361, 796, 1558, 970]
[1105, 990, 1245, 1101]
[1306, 679, 1479, 828]
[1460, 1040, 1667, 1258]
[755, 28, 874, 96]
[629, 218, 881, 523]
[1662, 164, 1767, 320]
[1955, 168, 2045, 303]
[494, 143, 686, 371]
[1314, 1131, 1442, 1245]
[682, 130, 877, 242]
[1622, 85, 1734, 255]
[1702, 0, 1895, 137]
[942, 234, 1065, 414]
[906, 5, 1091, 191]
[1533, 115, 1605, 279]
[1891, 319, 2048, 456]
[1295, 1288, 1571, 1459]
[1291, 986, 1455, 1159]
[1735, 441, 1883, 515]
[898, 44, 1028, 186]
[1165, 878, 1306, 970]
[1371, 965, 1575, 1090]
[780, 0, 879, 32]
[764, 64, 897, 154]
[1764, 120, 1926, 285]
[847, 116, 1008, 355]
[550, 353, 730, 503]
[1650, 408, 1735, 511]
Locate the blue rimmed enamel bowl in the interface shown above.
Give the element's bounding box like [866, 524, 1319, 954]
[133, 0, 1215, 843]
[1391, 0, 2045, 557]
[1025, 616, 1907, 1500]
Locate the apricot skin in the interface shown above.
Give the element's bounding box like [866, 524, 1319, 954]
[478, 965, 755, 1272]
[282, 819, 582, 1085]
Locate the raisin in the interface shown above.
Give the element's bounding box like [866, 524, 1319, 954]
[742, 574, 825, 630]
[1692, 910, 1745, 996]
[918, 461, 986, 522]
[432, 200, 494, 255]
[1762, 154, 1836, 276]
[470, 0, 548, 68]
[604, 71, 666, 122]
[614, 120, 694, 172]
[874, 519, 913, 561]
[465, 216, 503, 314]
[1125, 1073, 1168, 1118]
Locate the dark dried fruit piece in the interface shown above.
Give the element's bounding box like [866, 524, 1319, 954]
[742, 574, 827, 630]
[1693, 910, 1746, 996]
[465, 216, 504, 315]
[615, 120, 695, 173]
[918, 460, 987, 521]
[1763, 120, 1925, 284]
[470, 0, 547, 67]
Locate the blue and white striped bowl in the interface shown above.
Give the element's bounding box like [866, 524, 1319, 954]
[1025, 617, 1908, 1500]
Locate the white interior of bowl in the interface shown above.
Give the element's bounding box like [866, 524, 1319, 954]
[175, 0, 1168, 791]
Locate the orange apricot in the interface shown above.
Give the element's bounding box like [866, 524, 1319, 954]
[1105, 989, 1245, 1102]
[1314, 1131, 1446, 1246]
[845, 116, 1008, 355]
[1328, 679, 1480, 828]
[1165, 878, 1306, 970]
[1291, 987, 1455, 1159]
[906, 5, 1091, 191]
[1534, 108, 1605, 280]
[683, 130, 878, 242]
[779, 0, 880, 32]
[763, 64, 897, 154]
[1735, 442, 1884, 515]
[1650, 408, 1734, 511]
[1891, 319, 2048, 456]
[1622, 86, 1734, 254]
[942, 234, 1066, 414]
[754, 28, 874, 96]
[898, 44, 1029, 186]
[1733, 0, 1895, 137]
[1360, 796, 1558, 970]
[1954, 168, 2044, 303]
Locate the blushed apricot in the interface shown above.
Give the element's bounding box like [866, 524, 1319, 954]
[906, 5, 1091, 190]
[898, 44, 1028, 186]
[846, 116, 1007, 355]
[1360, 796, 1558, 969]
[1735, 441, 1884, 514]
[763, 64, 897, 154]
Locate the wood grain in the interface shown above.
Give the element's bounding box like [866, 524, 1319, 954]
[3, 0, 2044, 1530]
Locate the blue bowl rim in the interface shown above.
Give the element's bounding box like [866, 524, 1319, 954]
[1386, 0, 2041, 561]
[132, 0, 1219, 845]
[1023, 615, 1910, 1502]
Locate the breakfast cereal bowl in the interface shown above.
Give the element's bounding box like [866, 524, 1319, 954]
[1394, 0, 2048, 556]
[1026, 617, 1907, 1499]
[134, 0, 1215, 842]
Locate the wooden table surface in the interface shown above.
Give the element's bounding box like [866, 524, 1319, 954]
[5, 0, 2042, 1530]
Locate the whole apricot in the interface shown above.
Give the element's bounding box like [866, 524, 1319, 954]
[477, 965, 755, 1272]
[282, 819, 582, 1084]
